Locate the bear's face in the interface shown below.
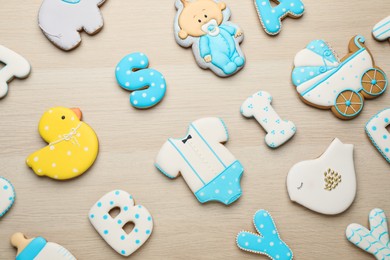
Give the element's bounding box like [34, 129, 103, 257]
[178, 0, 226, 39]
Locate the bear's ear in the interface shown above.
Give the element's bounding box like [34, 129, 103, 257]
[218, 2, 226, 10]
[180, 0, 189, 7]
[179, 30, 189, 40]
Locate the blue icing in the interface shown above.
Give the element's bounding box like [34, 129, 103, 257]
[61, 0, 81, 3]
[305, 40, 338, 64]
[0, 177, 15, 217]
[16, 237, 47, 260]
[237, 210, 293, 260]
[292, 66, 336, 86]
[254, 0, 304, 35]
[115, 52, 166, 109]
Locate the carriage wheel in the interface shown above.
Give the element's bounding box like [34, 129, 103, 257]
[361, 68, 388, 98]
[332, 90, 364, 119]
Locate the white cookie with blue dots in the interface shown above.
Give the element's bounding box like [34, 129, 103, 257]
[366, 108, 390, 163]
[89, 190, 153, 257]
[0, 177, 15, 217]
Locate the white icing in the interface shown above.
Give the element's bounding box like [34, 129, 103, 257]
[0, 177, 15, 217]
[287, 138, 356, 215]
[366, 108, 390, 163]
[373, 16, 390, 41]
[35, 242, 76, 260]
[294, 48, 339, 68]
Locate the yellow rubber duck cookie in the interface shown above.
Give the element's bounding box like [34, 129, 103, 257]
[27, 107, 99, 180]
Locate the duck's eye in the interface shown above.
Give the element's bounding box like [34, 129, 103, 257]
[61, 116, 65, 120]
[204, 14, 207, 18]
[198, 19, 202, 23]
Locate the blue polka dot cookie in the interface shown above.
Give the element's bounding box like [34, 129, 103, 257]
[89, 190, 153, 256]
[366, 108, 390, 163]
[0, 177, 15, 217]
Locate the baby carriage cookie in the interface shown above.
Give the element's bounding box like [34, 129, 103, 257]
[292, 35, 388, 120]
[174, 0, 245, 77]
[366, 108, 390, 163]
[0, 177, 15, 217]
[373, 16, 390, 42]
[26, 107, 99, 180]
[11, 233, 76, 260]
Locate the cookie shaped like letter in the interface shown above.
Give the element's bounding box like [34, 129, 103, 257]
[26, 107, 99, 180]
[115, 52, 166, 109]
[366, 108, 390, 163]
[0, 45, 31, 99]
[241, 91, 296, 148]
[0, 177, 15, 217]
[287, 138, 356, 215]
[89, 190, 153, 256]
[373, 16, 390, 42]
[174, 0, 245, 77]
[155, 117, 244, 205]
[254, 0, 304, 35]
[38, 0, 106, 51]
[346, 208, 390, 259]
[11, 233, 76, 260]
[237, 210, 293, 260]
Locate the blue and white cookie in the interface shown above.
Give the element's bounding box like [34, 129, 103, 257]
[0, 177, 15, 217]
[373, 16, 390, 42]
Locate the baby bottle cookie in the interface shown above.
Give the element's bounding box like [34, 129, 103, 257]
[0, 177, 15, 217]
[373, 16, 390, 42]
[174, 0, 245, 77]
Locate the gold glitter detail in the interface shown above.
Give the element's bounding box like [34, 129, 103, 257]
[324, 168, 342, 191]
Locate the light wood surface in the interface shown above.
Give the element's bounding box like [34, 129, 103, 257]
[0, 0, 389, 259]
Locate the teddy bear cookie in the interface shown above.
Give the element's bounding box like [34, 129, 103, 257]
[0, 45, 31, 99]
[373, 16, 390, 42]
[292, 35, 388, 120]
[366, 108, 390, 163]
[254, 0, 304, 35]
[26, 107, 99, 180]
[174, 0, 245, 77]
[287, 138, 356, 215]
[155, 117, 244, 205]
[236, 210, 293, 260]
[346, 208, 390, 259]
[0, 177, 15, 218]
[11, 233, 77, 260]
[241, 91, 296, 148]
[89, 190, 153, 257]
[38, 0, 106, 51]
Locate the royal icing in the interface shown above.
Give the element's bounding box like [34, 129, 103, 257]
[237, 210, 293, 260]
[115, 52, 166, 109]
[155, 117, 244, 205]
[254, 0, 304, 35]
[0, 177, 15, 217]
[0, 45, 31, 99]
[38, 0, 106, 51]
[287, 138, 356, 215]
[241, 91, 296, 148]
[26, 107, 99, 180]
[366, 108, 390, 163]
[292, 35, 388, 119]
[89, 190, 153, 257]
[174, 0, 245, 77]
[373, 16, 390, 42]
[346, 208, 390, 259]
[11, 233, 76, 260]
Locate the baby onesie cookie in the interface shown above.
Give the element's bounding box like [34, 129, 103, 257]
[89, 190, 153, 257]
[287, 138, 356, 215]
[237, 210, 293, 260]
[11, 233, 76, 260]
[241, 91, 296, 148]
[115, 52, 166, 109]
[155, 117, 244, 205]
[0, 45, 31, 99]
[292, 35, 388, 120]
[373, 16, 390, 42]
[26, 107, 99, 180]
[254, 0, 304, 35]
[0, 177, 15, 217]
[174, 0, 245, 77]
[366, 108, 390, 163]
[38, 0, 106, 51]
[346, 208, 390, 259]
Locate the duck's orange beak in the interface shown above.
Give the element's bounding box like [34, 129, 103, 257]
[70, 108, 82, 120]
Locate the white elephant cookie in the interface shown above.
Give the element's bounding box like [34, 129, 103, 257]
[38, 0, 107, 51]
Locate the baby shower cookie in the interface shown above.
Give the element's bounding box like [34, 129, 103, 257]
[346, 208, 390, 259]
[0, 45, 31, 99]
[0, 177, 15, 217]
[254, 0, 304, 35]
[38, 0, 106, 51]
[155, 117, 244, 205]
[373, 16, 390, 42]
[11, 233, 76, 260]
[174, 0, 245, 77]
[236, 209, 293, 260]
[241, 91, 296, 148]
[26, 107, 99, 180]
[115, 52, 166, 109]
[292, 35, 388, 120]
[366, 108, 390, 163]
[287, 138, 356, 215]
[89, 190, 153, 257]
